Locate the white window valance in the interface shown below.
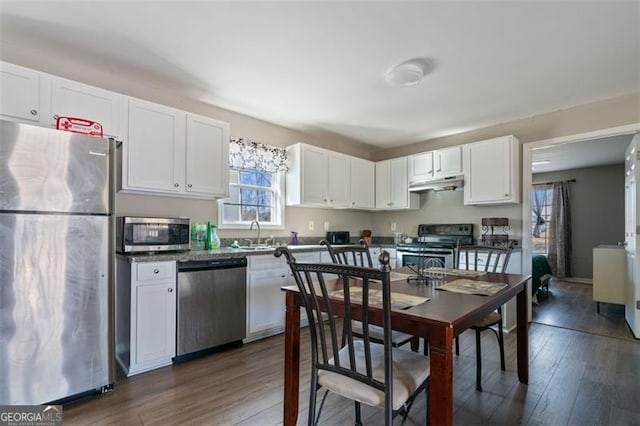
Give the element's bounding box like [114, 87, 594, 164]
[229, 137, 288, 173]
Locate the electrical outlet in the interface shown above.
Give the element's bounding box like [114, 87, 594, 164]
[308, 220, 314, 231]
[391, 222, 397, 231]
[324, 221, 330, 231]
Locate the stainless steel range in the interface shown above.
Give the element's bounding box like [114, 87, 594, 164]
[396, 224, 474, 269]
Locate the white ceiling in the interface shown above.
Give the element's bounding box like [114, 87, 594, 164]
[0, 1, 638, 149]
[531, 134, 632, 174]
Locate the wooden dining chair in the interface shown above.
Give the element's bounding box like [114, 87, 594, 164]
[274, 247, 430, 426]
[320, 239, 422, 354]
[454, 241, 514, 392]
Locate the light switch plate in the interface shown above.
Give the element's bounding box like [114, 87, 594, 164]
[324, 221, 330, 231]
[308, 220, 314, 231]
[391, 222, 397, 231]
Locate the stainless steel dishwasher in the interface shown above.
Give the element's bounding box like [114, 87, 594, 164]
[175, 257, 247, 361]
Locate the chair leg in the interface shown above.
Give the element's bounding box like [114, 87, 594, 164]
[423, 338, 429, 356]
[455, 336, 460, 355]
[354, 401, 362, 426]
[497, 319, 505, 371]
[475, 329, 482, 392]
[410, 336, 420, 352]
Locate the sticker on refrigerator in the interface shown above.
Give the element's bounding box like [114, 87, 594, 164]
[56, 116, 104, 137]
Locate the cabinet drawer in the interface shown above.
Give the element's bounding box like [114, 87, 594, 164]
[136, 262, 176, 282]
[248, 254, 284, 270]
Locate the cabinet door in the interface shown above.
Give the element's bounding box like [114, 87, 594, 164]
[375, 160, 391, 209]
[389, 157, 409, 208]
[328, 152, 351, 207]
[247, 268, 288, 336]
[434, 146, 462, 178]
[126, 99, 186, 193]
[134, 281, 176, 366]
[302, 145, 328, 205]
[408, 152, 434, 183]
[463, 135, 519, 205]
[0, 61, 43, 124]
[350, 157, 375, 209]
[186, 114, 229, 198]
[51, 77, 125, 138]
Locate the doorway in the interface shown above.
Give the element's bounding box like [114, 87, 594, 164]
[522, 125, 638, 339]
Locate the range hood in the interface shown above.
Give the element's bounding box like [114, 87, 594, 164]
[409, 175, 464, 192]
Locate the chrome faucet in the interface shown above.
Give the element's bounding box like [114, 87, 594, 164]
[250, 220, 261, 246]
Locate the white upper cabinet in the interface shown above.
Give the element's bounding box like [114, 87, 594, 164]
[121, 99, 230, 199]
[408, 152, 434, 183]
[50, 77, 126, 138]
[327, 152, 351, 208]
[286, 143, 354, 208]
[0, 61, 126, 137]
[125, 98, 186, 194]
[463, 135, 520, 205]
[408, 146, 461, 183]
[0, 61, 45, 124]
[375, 157, 419, 210]
[185, 113, 229, 198]
[349, 157, 375, 209]
[434, 146, 462, 178]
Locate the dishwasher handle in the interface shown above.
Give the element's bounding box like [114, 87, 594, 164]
[178, 257, 247, 272]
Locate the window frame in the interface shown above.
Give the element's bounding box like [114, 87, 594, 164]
[531, 186, 552, 255]
[218, 168, 286, 230]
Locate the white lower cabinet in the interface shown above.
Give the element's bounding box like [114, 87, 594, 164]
[246, 251, 321, 342]
[246, 255, 288, 342]
[116, 258, 177, 376]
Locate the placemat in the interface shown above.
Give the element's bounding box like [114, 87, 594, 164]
[427, 268, 487, 278]
[436, 279, 507, 296]
[329, 287, 429, 310]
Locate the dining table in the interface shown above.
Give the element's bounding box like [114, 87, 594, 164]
[281, 266, 531, 426]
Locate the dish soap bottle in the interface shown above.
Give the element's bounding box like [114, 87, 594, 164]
[290, 231, 299, 245]
[206, 222, 221, 250]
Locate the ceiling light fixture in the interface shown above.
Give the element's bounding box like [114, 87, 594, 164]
[385, 58, 433, 87]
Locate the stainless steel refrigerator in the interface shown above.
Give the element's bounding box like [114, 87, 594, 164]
[0, 119, 115, 404]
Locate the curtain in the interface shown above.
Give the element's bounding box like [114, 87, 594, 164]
[532, 183, 551, 238]
[547, 182, 572, 278]
[229, 137, 288, 173]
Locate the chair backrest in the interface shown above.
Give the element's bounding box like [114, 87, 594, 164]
[274, 247, 394, 406]
[320, 239, 374, 268]
[455, 241, 515, 273]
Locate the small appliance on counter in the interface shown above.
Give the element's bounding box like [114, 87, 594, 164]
[326, 231, 350, 245]
[116, 216, 191, 253]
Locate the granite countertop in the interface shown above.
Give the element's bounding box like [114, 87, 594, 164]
[119, 243, 397, 263]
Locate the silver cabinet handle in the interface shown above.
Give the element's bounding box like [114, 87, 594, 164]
[30, 109, 38, 116]
[504, 193, 509, 197]
[53, 114, 59, 120]
[174, 183, 179, 187]
[187, 184, 193, 188]
[281, 274, 286, 278]
[168, 288, 173, 293]
[153, 269, 159, 274]
[352, 201, 356, 205]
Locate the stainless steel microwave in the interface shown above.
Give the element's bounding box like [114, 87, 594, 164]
[117, 216, 191, 253]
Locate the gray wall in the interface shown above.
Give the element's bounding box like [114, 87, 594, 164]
[533, 164, 625, 280]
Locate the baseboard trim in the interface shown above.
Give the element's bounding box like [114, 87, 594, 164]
[562, 277, 593, 284]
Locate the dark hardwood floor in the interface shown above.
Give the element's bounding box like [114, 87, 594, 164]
[532, 279, 635, 341]
[63, 318, 640, 425]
